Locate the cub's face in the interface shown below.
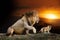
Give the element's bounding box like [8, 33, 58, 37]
[47, 25, 52, 30]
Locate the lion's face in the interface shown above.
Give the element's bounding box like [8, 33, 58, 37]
[27, 14, 39, 26]
[25, 10, 39, 26]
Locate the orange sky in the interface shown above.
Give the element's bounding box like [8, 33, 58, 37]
[12, 0, 60, 18]
[10, 0, 60, 26]
[13, 0, 60, 8]
[38, 8, 60, 19]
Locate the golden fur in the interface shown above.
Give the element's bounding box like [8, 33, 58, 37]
[39, 25, 51, 33]
[6, 11, 39, 37]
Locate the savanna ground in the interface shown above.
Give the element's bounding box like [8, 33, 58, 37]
[0, 33, 60, 40]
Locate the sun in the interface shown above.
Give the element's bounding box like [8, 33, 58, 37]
[39, 9, 58, 19]
[45, 14, 57, 19]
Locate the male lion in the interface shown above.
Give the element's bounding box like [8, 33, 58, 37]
[6, 10, 39, 37]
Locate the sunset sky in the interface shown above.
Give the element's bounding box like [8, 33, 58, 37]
[11, 0, 60, 26]
[1, 0, 60, 33]
[12, 0, 60, 17]
[13, 0, 60, 8]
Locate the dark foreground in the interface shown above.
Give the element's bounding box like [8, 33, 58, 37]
[0, 33, 60, 40]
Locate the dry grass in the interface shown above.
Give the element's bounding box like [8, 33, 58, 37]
[0, 33, 60, 40]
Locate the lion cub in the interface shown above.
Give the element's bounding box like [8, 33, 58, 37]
[39, 25, 52, 33]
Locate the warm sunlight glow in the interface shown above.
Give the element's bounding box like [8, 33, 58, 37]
[45, 14, 57, 19]
[39, 9, 59, 19]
